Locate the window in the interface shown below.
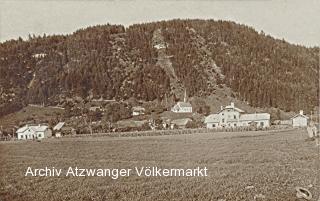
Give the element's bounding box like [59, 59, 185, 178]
[222, 119, 225, 123]
[260, 122, 264, 127]
[212, 124, 216, 128]
[234, 123, 237, 127]
[234, 115, 236, 119]
[38, 134, 42, 138]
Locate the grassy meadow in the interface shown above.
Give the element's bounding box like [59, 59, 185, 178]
[0, 129, 319, 201]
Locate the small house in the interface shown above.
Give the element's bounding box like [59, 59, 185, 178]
[132, 106, 145, 116]
[16, 124, 52, 140]
[291, 110, 309, 127]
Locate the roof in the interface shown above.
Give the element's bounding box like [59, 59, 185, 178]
[239, 113, 270, 121]
[176, 102, 192, 108]
[219, 107, 244, 113]
[171, 118, 192, 126]
[16, 125, 29, 133]
[16, 124, 49, 133]
[290, 113, 309, 120]
[132, 106, 145, 112]
[204, 114, 220, 123]
[30, 125, 49, 132]
[53, 122, 65, 131]
[218, 103, 244, 113]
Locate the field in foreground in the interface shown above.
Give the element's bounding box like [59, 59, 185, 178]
[0, 129, 319, 201]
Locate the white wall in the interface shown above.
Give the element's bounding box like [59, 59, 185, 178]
[292, 116, 308, 127]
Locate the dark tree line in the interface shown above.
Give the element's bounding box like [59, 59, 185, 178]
[0, 20, 318, 117]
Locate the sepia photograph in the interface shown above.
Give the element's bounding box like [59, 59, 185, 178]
[0, 0, 319, 200]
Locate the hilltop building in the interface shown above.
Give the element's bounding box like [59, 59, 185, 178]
[16, 124, 52, 140]
[291, 110, 309, 127]
[205, 102, 270, 129]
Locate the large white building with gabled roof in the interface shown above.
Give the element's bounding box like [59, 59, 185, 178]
[205, 102, 270, 129]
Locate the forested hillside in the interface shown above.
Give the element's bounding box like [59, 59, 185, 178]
[0, 19, 318, 117]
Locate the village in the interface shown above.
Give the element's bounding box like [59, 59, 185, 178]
[3, 96, 318, 141]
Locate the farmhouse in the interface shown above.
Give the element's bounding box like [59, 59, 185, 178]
[291, 110, 309, 127]
[205, 102, 270, 129]
[132, 106, 145, 116]
[16, 124, 52, 140]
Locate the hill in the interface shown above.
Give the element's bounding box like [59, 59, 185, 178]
[0, 19, 319, 118]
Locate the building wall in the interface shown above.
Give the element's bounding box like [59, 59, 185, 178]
[206, 122, 218, 129]
[241, 119, 270, 128]
[218, 109, 240, 127]
[17, 129, 51, 140]
[292, 116, 308, 127]
[17, 130, 35, 140]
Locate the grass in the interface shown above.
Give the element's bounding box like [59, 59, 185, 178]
[0, 105, 65, 128]
[0, 129, 319, 201]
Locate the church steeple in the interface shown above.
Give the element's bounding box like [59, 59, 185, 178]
[184, 88, 187, 103]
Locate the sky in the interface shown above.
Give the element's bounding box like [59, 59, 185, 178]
[0, 0, 319, 47]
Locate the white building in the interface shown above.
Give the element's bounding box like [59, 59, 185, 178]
[239, 113, 270, 128]
[171, 102, 192, 113]
[291, 110, 309, 127]
[132, 106, 145, 116]
[16, 124, 52, 140]
[205, 102, 270, 129]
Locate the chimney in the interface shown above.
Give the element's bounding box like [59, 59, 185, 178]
[231, 102, 235, 108]
[220, 106, 224, 110]
[299, 110, 303, 115]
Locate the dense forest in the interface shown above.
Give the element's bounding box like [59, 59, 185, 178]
[0, 19, 318, 117]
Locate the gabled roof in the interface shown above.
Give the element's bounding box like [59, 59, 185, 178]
[290, 113, 309, 119]
[218, 107, 244, 113]
[16, 124, 49, 133]
[204, 114, 220, 123]
[171, 118, 192, 126]
[53, 122, 65, 130]
[132, 106, 145, 112]
[16, 125, 29, 133]
[30, 125, 49, 132]
[176, 102, 192, 108]
[240, 113, 270, 121]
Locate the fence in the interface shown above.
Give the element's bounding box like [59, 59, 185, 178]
[62, 126, 277, 138]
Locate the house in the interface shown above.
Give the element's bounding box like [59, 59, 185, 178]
[205, 102, 270, 129]
[16, 124, 52, 140]
[239, 113, 270, 128]
[291, 110, 309, 127]
[170, 118, 192, 129]
[171, 102, 192, 113]
[132, 106, 145, 116]
[53, 122, 65, 137]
